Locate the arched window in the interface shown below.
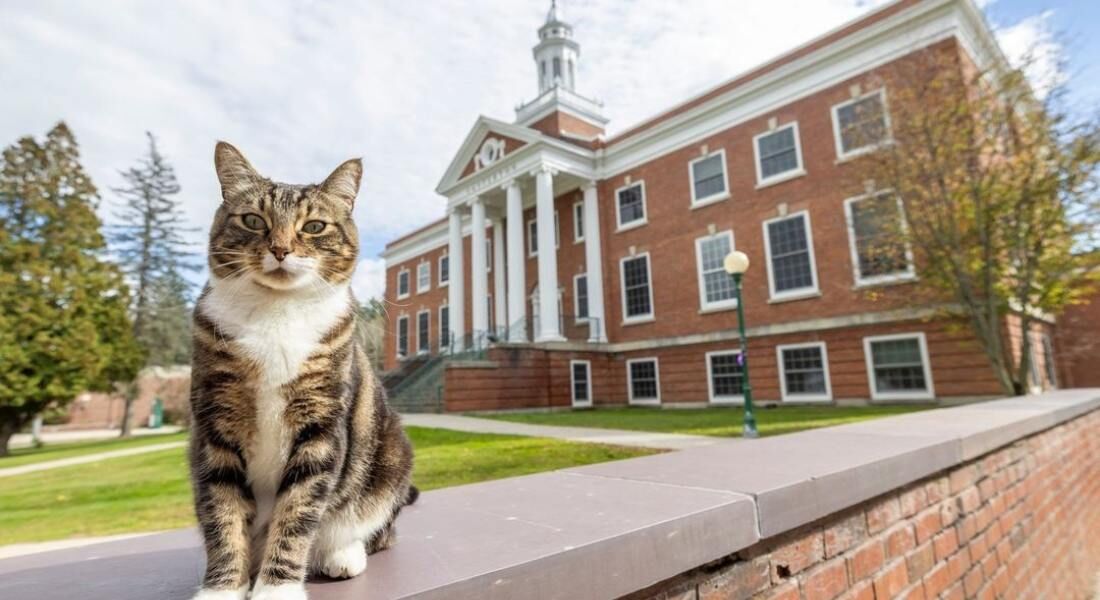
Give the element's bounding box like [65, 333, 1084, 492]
[567, 59, 575, 88]
[553, 57, 562, 81]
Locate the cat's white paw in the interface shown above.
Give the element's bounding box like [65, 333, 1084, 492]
[190, 585, 247, 600]
[318, 542, 368, 579]
[250, 583, 307, 600]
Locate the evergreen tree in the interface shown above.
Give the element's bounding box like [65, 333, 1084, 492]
[110, 131, 196, 362]
[109, 132, 196, 436]
[0, 123, 143, 455]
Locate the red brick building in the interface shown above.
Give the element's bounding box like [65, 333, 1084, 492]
[381, 0, 1065, 411]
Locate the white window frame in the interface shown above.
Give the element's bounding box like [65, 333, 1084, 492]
[862, 332, 935, 401]
[526, 212, 560, 257]
[439, 304, 450, 351]
[706, 350, 744, 405]
[776, 341, 832, 403]
[619, 252, 655, 325]
[415, 309, 431, 355]
[396, 315, 409, 358]
[485, 238, 492, 273]
[573, 272, 589, 323]
[753, 122, 806, 188]
[614, 181, 648, 232]
[831, 88, 893, 162]
[570, 359, 593, 407]
[396, 269, 411, 300]
[844, 191, 916, 288]
[761, 211, 820, 303]
[626, 357, 661, 406]
[416, 262, 431, 294]
[527, 218, 538, 257]
[695, 230, 738, 312]
[688, 149, 730, 208]
[438, 254, 450, 287]
[573, 200, 585, 243]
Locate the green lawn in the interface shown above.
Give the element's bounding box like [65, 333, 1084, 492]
[482, 405, 933, 438]
[0, 426, 652, 545]
[0, 431, 189, 469]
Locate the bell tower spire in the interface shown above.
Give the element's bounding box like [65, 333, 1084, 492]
[516, 1, 608, 137]
[534, 0, 579, 94]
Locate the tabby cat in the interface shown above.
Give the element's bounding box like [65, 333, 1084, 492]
[188, 142, 416, 600]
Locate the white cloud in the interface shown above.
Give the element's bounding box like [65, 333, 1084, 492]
[351, 257, 387, 302]
[990, 10, 1066, 98]
[7, 0, 1064, 295]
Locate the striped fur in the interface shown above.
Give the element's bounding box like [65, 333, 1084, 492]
[189, 143, 415, 600]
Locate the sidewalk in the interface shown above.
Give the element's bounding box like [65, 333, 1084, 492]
[9, 426, 183, 449]
[0, 441, 187, 478]
[401, 413, 720, 450]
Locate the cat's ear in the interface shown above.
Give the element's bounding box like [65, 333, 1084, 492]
[320, 158, 362, 208]
[214, 141, 260, 202]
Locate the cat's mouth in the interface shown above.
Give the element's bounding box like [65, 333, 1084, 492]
[254, 254, 316, 290]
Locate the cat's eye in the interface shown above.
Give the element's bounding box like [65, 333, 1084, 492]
[241, 214, 266, 231]
[302, 220, 326, 235]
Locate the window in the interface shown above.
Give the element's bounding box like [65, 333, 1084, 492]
[553, 57, 562, 79]
[526, 212, 560, 257]
[754, 123, 804, 185]
[396, 316, 409, 358]
[439, 254, 449, 287]
[695, 231, 736, 311]
[627, 358, 660, 405]
[777, 342, 831, 402]
[620, 254, 653, 323]
[416, 262, 431, 294]
[615, 182, 647, 230]
[416, 310, 430, 354]
[571, 360, 592, 406]
[573, 201, 585, 242]
[706, 351, 745, 404]
[439, 305, 450, 349]
[396, 269, 410, 299]
[485, 238, 492, 273]
[689, 150, 729, 206]
[833, 89, 890, 159]
[574, 273, 589, 321]
[486, 294, 494, 332]
[1040, 334, 1058, 389]
[863, 333, 934, 400]
[845, 192, 914, 286]
[763, 212, 819, 301]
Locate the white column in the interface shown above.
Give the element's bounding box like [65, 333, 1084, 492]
[447, 208, 465, 350]
[470, 197, 489, 345]
[582, 182, 607, 342]
[535, 165, 564, 342]
[505, 180, 527, 342]
[492, 218, 506, 336]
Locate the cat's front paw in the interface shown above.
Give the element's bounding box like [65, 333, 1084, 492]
[318, 542, 367, 579]
[190, 585, 247, 600]
[250, 583, 307, 600]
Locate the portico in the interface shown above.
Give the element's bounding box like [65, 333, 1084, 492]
[444, 152, 607, 349]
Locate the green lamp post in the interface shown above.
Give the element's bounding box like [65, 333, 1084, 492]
[724, 250, 759, 439]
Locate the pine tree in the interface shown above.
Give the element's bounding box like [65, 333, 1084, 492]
[109, 132, 197, 435]
[0, 123, 144, 456]
[110, 131, 196, 353]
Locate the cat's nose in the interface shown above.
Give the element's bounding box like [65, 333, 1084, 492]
[270, 246, 291, 261]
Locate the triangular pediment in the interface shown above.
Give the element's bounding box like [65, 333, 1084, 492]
[435, 116, 543, 195]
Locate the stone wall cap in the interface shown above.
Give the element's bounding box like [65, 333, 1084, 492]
[1, 389, 1096, 599]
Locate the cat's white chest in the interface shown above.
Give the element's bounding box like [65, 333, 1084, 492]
[200, 279, 351, 535]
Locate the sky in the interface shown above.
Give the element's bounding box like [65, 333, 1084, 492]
[0, 0, 1092, 302]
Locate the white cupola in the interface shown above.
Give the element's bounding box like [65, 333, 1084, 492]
[534, 0, 580, 94]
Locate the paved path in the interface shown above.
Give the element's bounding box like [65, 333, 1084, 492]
[9, 426, 183, 449]
[401, 413, 720, 450]
[0, 441, 187, 478]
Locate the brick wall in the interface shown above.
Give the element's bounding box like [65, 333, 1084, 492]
[61, 367, 191, 430]
[1056, 291, 1100, 388]
[627, 410, 1100, 600]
